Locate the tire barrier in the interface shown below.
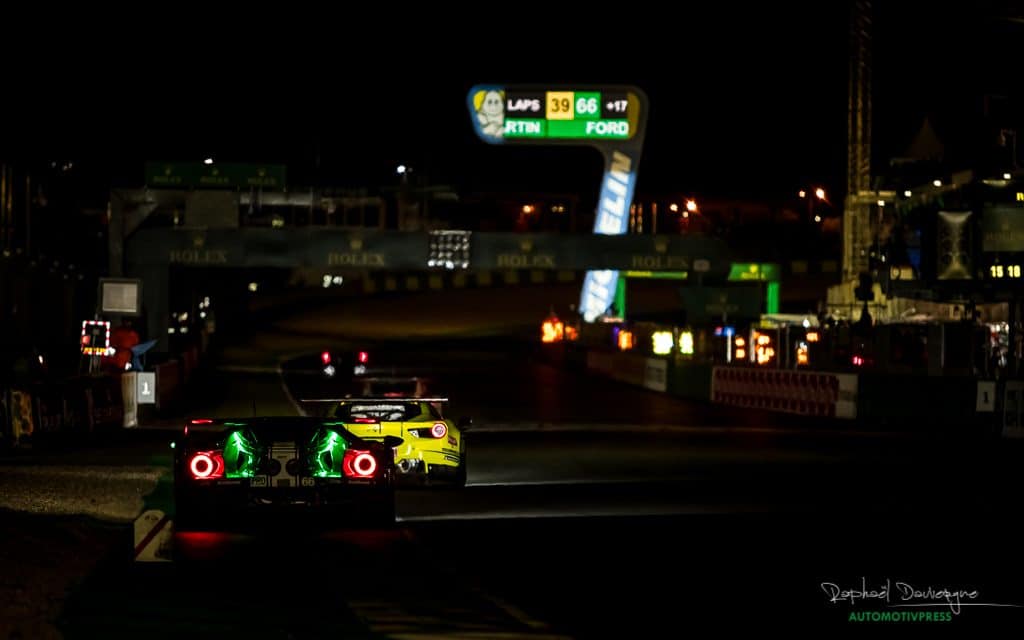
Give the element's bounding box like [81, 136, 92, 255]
[711, 367, 858, 419]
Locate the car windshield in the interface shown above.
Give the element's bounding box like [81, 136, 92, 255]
[333, 402, 422, 421]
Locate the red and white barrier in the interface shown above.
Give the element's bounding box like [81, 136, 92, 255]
[711, 367, 858, 419]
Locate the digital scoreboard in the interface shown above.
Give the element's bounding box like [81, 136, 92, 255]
[470, 88, 642, 142]
[987, 264, 1022, 279]
[468, 85, 649, 322]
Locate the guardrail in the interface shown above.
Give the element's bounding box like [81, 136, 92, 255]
[544, 339, 999, 432]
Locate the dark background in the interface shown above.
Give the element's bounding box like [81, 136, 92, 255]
[2, 2, 1020, 205]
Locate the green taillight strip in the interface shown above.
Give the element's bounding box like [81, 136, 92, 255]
[311, 429, 348, 478]
[224, 430, 258, 478]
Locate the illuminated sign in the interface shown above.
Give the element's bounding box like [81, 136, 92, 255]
[678, 331, 695, 355]
[652, 331, 674, 355]
[617, 329, 635, 351]
[469, 85, 648, 324]
[81, 320, 113, 356]
[145, 162, 286, 189]
[796, 343, 809, 366]
[752, 330, 776, 366]
[733, 336, 746, 362]
[470, 89, 638, 142]
[989, 264, 1022, 279]
[728, 263, 781, 282]
[581, 149, 641, 321]
[625, 271, 688, 280]
[888, 265, 915, 281]
[99, 278, 142, 316]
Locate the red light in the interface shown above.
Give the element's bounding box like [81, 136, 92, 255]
[189, 452, 224, 480]
[81, 335, 91, 345]
[190, 419, 213, 424]
[852, 355, 864, 366]
[430, 423, 447, 438]
[321, 351, 331, 364]
[358, 351, 369, 364]
[353, 417, 378, 424]
[343, 450, 377, 477]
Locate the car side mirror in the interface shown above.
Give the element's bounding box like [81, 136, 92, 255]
[382, 435, 403, 449]
[457, 417, 473, 431]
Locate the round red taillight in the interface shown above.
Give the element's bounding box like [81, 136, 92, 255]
[188, 451, 223, 480]
[358, 351, 369, 364]
[190, 453, 214, 478]
[430, 423, 447, 438]
[321, 351, 331, 364]
[353, 452, 376, 476]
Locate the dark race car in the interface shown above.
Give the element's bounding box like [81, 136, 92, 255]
[173, 417, 400, 529]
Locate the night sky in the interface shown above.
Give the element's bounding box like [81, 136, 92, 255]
[4, 2, 1021, 206]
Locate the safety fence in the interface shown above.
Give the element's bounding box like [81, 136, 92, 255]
[547, 342, 1000, 431]
[710, 367, 858, 419]
[1, 345, 202, 448]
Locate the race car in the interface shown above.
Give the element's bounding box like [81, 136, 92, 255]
[307, 397, 470, 486]
[319, 349, 371, 378]
[173, 417, 400, 529]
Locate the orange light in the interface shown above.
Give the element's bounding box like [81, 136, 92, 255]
[542, 319, 564, 343]
[815, 187, 826, 200]
[685, 199, 698, 213]
[735, 348, 746, 360]
[796, 344, 809, 365]
[618, 330, 635, 351]
[752, 331, 776, 365]
[522, 204, 535, 214]
[805, 331, 820, 343]
[565, 325, 579, 341]
[734, 337, 746, 347]
[798, 190, 807, 198]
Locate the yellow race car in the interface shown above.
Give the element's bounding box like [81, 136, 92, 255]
[325, 397, 469, 486]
